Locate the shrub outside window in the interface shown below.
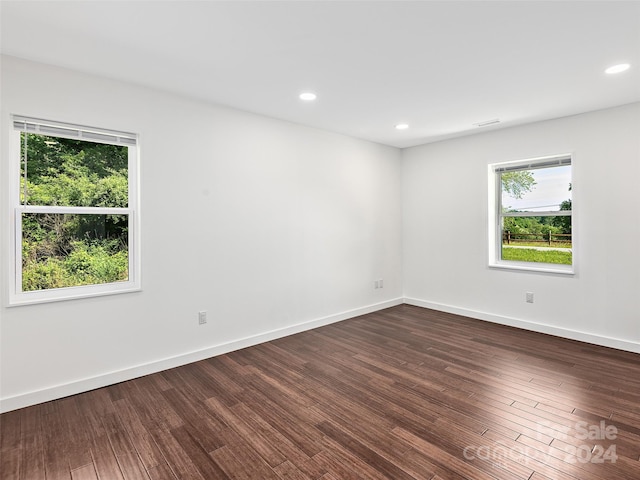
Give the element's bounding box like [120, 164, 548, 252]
[8, 116, 140, 305]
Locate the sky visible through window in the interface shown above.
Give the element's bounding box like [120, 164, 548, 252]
[502, 165, 572, 212]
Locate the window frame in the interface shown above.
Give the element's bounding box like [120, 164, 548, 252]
[488, 153, 575, 275]
[7, 116, 141, 306]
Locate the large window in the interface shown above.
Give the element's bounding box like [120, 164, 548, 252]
[489, 154, 573, 274]
[9, 116, 140, 305]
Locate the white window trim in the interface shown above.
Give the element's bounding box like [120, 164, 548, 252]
[7, 116, 141, 306]
[488, 153, 575, 276]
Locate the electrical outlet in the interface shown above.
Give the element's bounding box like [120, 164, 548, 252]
[526, 292, 534, 303]
[379, 278, 383, 288]
[198, 311, 207, 325]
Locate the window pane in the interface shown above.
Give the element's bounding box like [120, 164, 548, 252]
[22, 213, 129, 291]
[501, 165, 572, 213]
[21, 133, 129, 207]
[501, 216, 572, 265]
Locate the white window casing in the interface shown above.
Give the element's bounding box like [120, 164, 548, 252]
[488, 153, 574, 275]
[8, 116, 141, 306]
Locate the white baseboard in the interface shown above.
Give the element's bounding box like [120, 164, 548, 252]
[404, 297, 640, 354]
[0, 297, 403, 413]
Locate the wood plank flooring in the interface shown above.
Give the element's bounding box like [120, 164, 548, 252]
[1, 304, 639, 479]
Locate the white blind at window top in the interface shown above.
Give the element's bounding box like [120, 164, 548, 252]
[494, 156, 571, 173]
[13, 116, 137, 147]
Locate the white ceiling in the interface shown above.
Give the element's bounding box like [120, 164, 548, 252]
[2, 1, 639, 148]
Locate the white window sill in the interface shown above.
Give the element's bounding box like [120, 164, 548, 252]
[8, 283, 141, 307]
[489, 261, 575, 276]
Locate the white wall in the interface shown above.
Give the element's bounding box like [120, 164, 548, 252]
[0, 56, 403, 412]
[402, 103, 640, 352]
[2, 55, 638, 413]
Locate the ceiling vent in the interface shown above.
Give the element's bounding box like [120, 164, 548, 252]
[474, 118, 501, 127]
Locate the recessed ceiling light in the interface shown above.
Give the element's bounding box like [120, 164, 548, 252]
[395, 124, 409, 130]
[605, 63, 630, 74]
[299, 92, 317, 101]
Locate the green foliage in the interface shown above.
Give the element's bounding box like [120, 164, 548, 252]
[24, 149, 128, 208]
[22, 240, 128, 291]
[551, 199, 572, 233]
[20, 133, 129, 291]
[503, 216, 562, 238]
[501, 171, 536, 199]
[22, 134, 128, 181]
[501, 247, 572, 265]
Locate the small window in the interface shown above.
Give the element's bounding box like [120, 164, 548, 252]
[8, 116, 140, 305]
[489, 154, 573, 274]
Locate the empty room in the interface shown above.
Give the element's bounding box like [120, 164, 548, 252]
[1, 1, 639, 479]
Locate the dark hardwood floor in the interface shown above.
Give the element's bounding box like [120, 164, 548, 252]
[2, 304, 640, 479]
